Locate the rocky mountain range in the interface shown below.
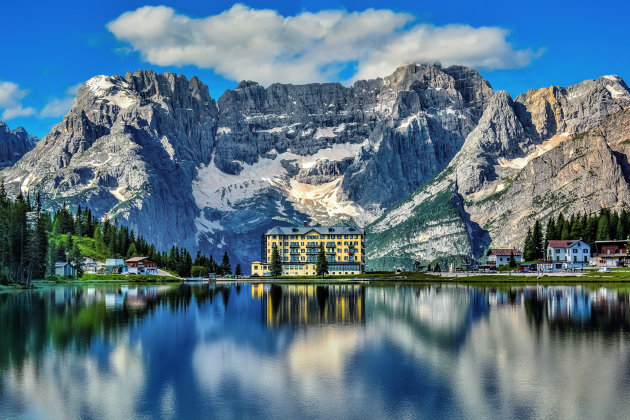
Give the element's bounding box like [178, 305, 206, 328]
[0, 122, 37, 170]
[367, 74, 630, 269]
[1, 64, 629, 272]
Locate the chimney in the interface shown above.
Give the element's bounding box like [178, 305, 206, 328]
[303, 221, 307, 227]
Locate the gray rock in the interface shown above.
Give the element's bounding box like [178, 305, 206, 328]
[366, 74, 630, 270]
[0, 122, 37, 170]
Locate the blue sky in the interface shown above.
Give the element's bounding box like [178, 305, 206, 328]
[1, 0, 628, 138]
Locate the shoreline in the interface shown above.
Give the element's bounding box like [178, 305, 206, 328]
[1, 271, 628, 292]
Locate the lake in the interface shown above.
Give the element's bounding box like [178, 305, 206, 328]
[2, 282, 630, 419]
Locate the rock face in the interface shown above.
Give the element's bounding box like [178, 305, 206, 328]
[367, 75, 630, 270]
[4, 63, 629, 272]
[0, 122, 37, 170]
[0, 64, 493, 271]
[2, 71, 217, 247]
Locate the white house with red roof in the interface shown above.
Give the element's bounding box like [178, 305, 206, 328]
[545, 239, 591, 270]
[486, 249, 522, 267]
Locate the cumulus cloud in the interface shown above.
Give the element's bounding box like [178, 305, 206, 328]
[107, 4, 536, 85]
[39, 83, 81, 118]
[0, 81, 35, 120]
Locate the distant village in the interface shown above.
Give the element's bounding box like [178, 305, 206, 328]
[53, 233, 628, 279]
[55, 256, 159, 278]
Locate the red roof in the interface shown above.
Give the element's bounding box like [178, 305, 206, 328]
[547, 239, 581, 248]
[487, 248, 522, 256]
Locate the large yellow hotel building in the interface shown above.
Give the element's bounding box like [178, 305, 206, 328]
[251, 224, 365, 276]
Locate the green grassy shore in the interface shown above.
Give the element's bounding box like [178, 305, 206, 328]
[4, 268, 630, 291]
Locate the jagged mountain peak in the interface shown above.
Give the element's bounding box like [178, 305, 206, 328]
[0, 122, 37, 170]
[366, 71, 630, 270]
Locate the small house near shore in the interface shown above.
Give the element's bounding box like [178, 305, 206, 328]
[486, 249, 522, 267]
[55, 262, 75, 277]
[593, 239, 628, 267]
[125, 257, 158, 275]
[105, 258, 126, 274]
[542, 239, 590, 270]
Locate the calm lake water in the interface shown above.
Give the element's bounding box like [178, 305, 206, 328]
[2, 282, 630, 419]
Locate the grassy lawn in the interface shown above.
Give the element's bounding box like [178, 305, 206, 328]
[79, 273, 180, 282]
[244, 270, 630, 284]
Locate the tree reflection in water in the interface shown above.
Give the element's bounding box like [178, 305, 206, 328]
[3, 283, 630, 419]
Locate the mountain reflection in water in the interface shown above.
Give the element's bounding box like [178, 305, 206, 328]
[2, 283, 630, 419]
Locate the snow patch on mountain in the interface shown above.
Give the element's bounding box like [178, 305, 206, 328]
[192, 143, 364, 212]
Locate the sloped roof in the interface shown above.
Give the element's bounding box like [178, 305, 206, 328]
[487, 248, 522, 256]
[55, 262, 71, 267]
[265, 225, 365, 235]
[547, 239, 582, 248]
[125, 256, 152, 262]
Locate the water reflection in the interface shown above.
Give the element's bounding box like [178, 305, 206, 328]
[2, 283, 630, 418]
[253, 284, 365, 326]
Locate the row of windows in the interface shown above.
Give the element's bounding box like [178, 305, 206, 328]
[551, 249, 589, 253]
[280, 256, 359, 262]
[554, 256, 589, 262]
[270, 234, 361, 240]
[270, 241, 361, 247]
[269, 248, 360, 254]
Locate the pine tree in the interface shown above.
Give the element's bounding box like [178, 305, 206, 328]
[93, 225, 105, 256]
[184, 250, 193, 277]
[220, 251, 231, 276]
[126, 242, 138, 258]
[560, 220, 570, 240]
[509, 250, 516, 268]
[315, 242, 328, 278]
[270, 247, 282, 278]
[235, 264, 242, 277]
[545, 216, 556, 243]
[554, 214, 565, 239]
[597, 214, 610, 240]
[67, 242, 84, 278]
[532, 220, 544, 259]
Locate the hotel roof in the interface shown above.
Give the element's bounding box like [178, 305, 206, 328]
[265, 225, 364, 236]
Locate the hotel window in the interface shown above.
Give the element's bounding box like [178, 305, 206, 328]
[573, 249, 577, 253]
[556, 249, 560, 253]
[583, 249, 588, 253]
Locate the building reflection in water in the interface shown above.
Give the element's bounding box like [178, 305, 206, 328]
[251, 284, 365, 326]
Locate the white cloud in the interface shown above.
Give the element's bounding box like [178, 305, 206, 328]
[39, 83, 82, 118]
[39, 97, 75, 118]
[107, 4, 536, 85]
[66, 83, 82, 96]
[0, 81, 35, 120]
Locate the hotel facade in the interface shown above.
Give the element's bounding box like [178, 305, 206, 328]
[251, 225, 365, 276]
